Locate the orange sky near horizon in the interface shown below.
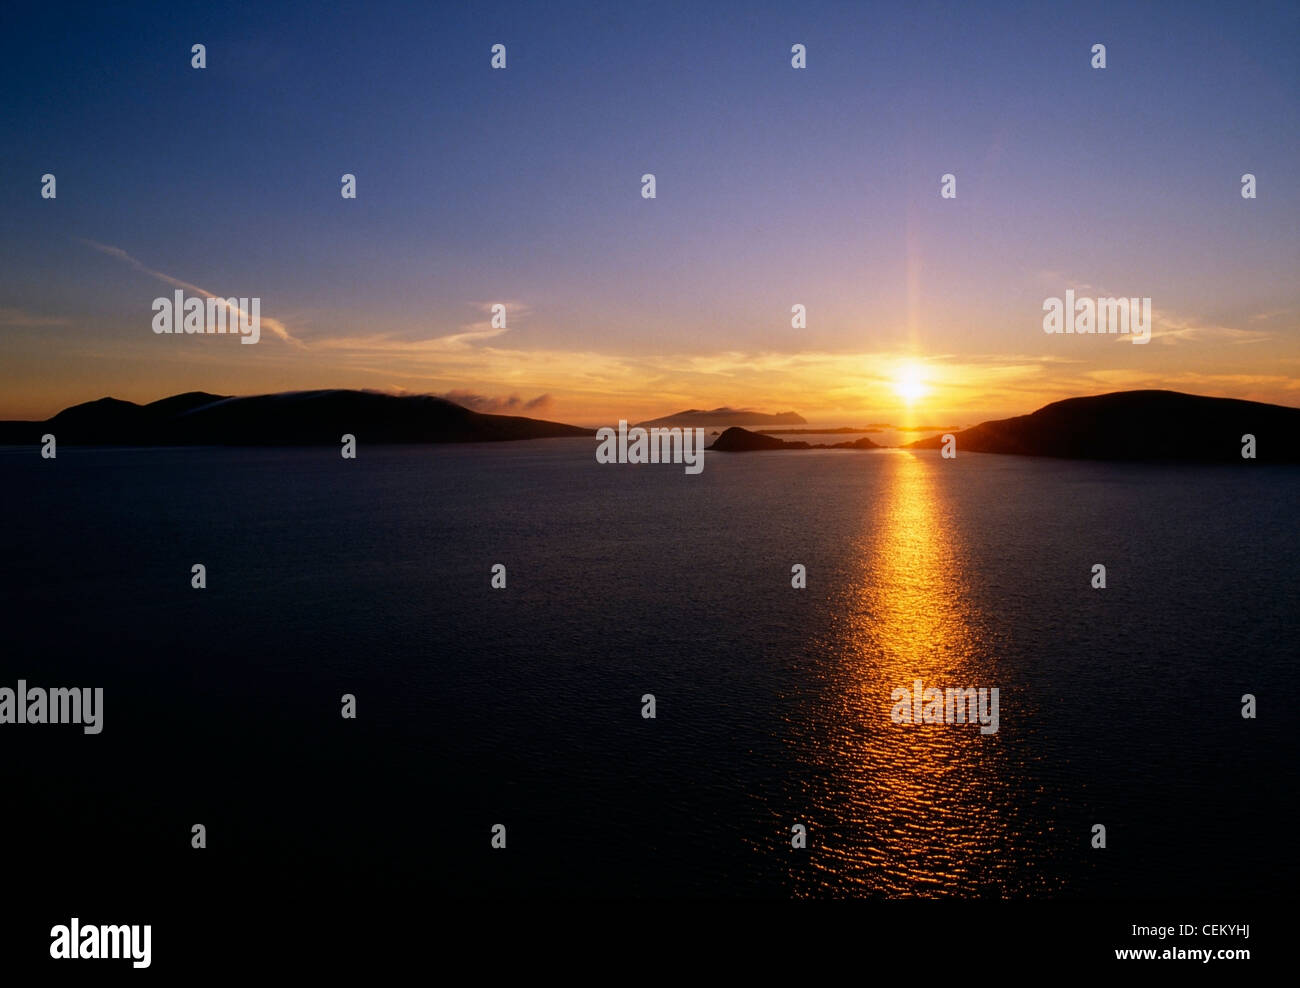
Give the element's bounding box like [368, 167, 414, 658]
[3, 312, 1298, 429]
[4, 1, 1297, 434]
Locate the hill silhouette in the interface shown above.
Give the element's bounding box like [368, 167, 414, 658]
[635, 407, 806, 428]
[0, 390, 593, 446]
[709, 427, 881, 452]
[906, 390, 1300, 462]
[7, 389, 1297, 460]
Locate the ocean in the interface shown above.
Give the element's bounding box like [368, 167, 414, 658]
[1, 440, 1295, 899]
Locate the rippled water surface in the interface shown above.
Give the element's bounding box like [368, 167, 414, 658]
[2, 441, 1295, 898]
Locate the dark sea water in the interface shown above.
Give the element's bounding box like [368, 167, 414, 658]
[1, 441, 1296, 900]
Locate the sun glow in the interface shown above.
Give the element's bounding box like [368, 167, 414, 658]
[892, 363, 929, 404]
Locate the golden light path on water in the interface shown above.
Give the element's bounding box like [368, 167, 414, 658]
[782, 451, 1048, 898]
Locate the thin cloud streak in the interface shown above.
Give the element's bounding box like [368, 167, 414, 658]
[77, 238, 304, 347]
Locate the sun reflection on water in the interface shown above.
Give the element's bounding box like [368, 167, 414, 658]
[782, 451, 1035, 898]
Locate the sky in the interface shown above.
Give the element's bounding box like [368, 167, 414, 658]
[1, 0, 1297, 427]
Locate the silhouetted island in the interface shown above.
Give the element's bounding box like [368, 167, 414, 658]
[906, 390, 1300, 463]
[635, 407, 806, 428]
[709, 427, 881, 452]
[0, 390, 593, 446]
[757, 427, 883, 435]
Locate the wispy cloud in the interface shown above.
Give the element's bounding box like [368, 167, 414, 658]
[430, 324, 511, 348]
[1084, 367, 1300, 396]
[77, 238, 303, 347]
[1249, 308, 1293, 323]
[435, 390, 554, 413]
[313, 301, 530, 353]
[0, 307, 69, 328]
[1045, 273, 1279, 347]
[1148, 309, 1273, 346]
[429, 301, 530, 349]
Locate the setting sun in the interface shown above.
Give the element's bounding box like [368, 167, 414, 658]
[893, 363, 929, 404]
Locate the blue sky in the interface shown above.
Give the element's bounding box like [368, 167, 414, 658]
[1, 0, 1296, 424]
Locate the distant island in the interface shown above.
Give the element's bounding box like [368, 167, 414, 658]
[710, 427, 881, 452]
[707, 391, 1300, 463]
[0, 390, 593, 446]
[634, 407, 806, 428]
[757, 427, 884, 435]
[755, 426, 959, 435]
[5, 388, 1298, 461]
[905, 390, 1300, 463]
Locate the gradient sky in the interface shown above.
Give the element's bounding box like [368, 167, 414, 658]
[2, 0, 1297, 426]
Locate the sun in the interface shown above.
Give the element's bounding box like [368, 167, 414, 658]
[892, 363, 929, 404]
